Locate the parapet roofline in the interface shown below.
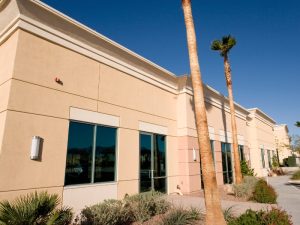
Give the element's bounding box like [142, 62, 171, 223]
[274, 124, 289, 133]
[31, 0, 176, 78]
[0, 0, 178, 90]
[248, 108, 276, 124]
[179, 75, 250, 115]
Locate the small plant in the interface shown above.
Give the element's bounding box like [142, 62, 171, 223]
[240, 160, 255, 176]
[291, 170, 300, 180]
[77, 191, 170, 224]
[160, 207, 202, 225]
[233, 176, 258, 198]
[124, 191, 170, 222]
[223, 206, 235, 223]
[272, 155, 279, 168]
[0, 191, 73, 225]
[78, 199, 133, 225]
[252, 179, 277, 204]
[228, 208, 292, 225]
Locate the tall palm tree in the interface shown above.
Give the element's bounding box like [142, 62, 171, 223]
[181, 1, 226, 224]
[295, 121, 300, 127]
[211, 35, 242, 184]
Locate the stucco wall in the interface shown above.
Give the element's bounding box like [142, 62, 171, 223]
[0, 30, 178, 208]
[176, 87, 248, 193]
[247, 110, 276, 177]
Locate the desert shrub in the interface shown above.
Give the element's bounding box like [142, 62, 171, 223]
[223, 206, 235, 223]
[160, 207, 202, 225]
[78, 199, 133, 225]
[272, 155, 279, 168]
[272, 167, 285, 176]
[125, 191, 170, 222]
[241, 160, 256, 176]
[228, 208, 292, 225]
[0, 191, 73, 225]
[233, 176, 258, 198]
[291, 170, 300, 180]
[252, 179, 277, 203]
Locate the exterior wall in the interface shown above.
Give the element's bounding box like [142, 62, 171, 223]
[0, 0, 285, 212]
[176, 79, 249, 193]
[0, 30, 19, 157]
[0, 30, 178, 210]
[274, 125, 292, 164]
[247, 109, 276, 177]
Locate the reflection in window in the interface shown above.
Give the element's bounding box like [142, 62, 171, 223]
[261, 149, 265, 168]
[222, 142, 233, 184]
[94, 126, 116, 182]
[238, 145, 245, 161]
[65, 121, 117, 186]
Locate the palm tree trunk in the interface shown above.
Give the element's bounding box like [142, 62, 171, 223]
[224, 54, 242, 184]
[181, 1, 226, 224]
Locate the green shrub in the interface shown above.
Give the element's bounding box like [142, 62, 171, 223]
[252, 179, 277, 204]
[233, 176, 258, 198]
[223, 206, 235, 223]
[0, 191, 73, 225]
[228, 208, 292, 225]
[283, 156, 297, 167]
[77, 191, 170, 224]
[272, 155, 279, 168]
[78, 199, 133, 225]
[291, 170, 300, 180]
[240, 160, 256, 176]
[125, 191, 170, 222]
[160, 207, 202, 225]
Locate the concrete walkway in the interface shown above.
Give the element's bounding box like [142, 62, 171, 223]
[167, 175, 300, 224]
[268, 175, 300, 225]
[167, 195, 274, 216]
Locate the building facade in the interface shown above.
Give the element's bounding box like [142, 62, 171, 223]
[0, 0, 289, 211]
[274, 124, 292, 164]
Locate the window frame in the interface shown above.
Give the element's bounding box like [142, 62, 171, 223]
[64, 120, 118, 187]
[261, 148, 265, 168]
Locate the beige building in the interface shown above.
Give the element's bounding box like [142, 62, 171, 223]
[0, 0, 288, 211]
[274, 124, 292, 164]
[247, 108, 277, 177]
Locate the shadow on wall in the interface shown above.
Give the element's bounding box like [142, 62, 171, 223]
[189, 94, 229, 138]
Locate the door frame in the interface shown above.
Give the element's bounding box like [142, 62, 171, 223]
[139, 132, 167, 193]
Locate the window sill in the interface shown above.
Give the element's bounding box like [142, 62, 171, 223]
[64, 181, 117, 190]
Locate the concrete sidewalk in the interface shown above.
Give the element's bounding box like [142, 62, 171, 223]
[167, 175, 300, 224]
[167, 195, 274, 216]
[268, 175, 300, 225]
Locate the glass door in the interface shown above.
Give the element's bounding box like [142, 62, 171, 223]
[221, 142, 233, 184]
[140, 133, 166, 193]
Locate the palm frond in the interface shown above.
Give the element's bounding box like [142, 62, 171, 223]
[47, 207, 73, 225]
[0, 192, 72, 225]
[211, 40, 222, 51]
[211, 35, 236, 56]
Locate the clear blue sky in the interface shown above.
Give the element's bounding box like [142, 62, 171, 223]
[42, 0, 300, 136]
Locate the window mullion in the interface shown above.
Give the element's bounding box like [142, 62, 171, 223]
[91, 125, 97, 183]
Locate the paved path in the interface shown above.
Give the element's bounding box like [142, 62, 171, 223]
[167, 195, 274, 216]
[268, 175, 300, 225]
[167, 175, 300, 223]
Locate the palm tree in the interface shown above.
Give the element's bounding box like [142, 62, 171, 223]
[295, 121, 300, 127]
[211, 35, 243, 184]
[181, 1, 226, 224]
[0, 192, 73, 225]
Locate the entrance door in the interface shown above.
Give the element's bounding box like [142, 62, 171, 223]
[221, 142, 233, 184]
[140, 133, 166, 193]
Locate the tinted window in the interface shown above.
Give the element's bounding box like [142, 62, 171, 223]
[65, 122, 94, 185]
[94, 126, 116, 182]
[65, 122, 117, 186]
